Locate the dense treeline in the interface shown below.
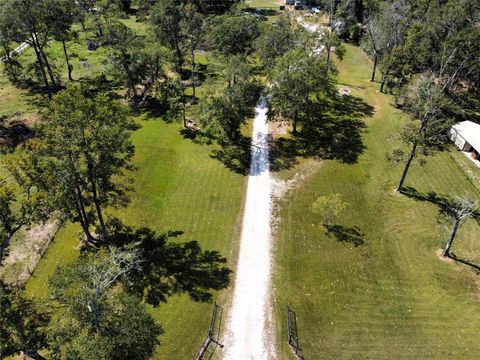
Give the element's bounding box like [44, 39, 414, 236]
[357, 0, 480, 191]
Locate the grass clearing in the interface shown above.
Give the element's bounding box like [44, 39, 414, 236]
[246, 0, 283, 8]
[273, 44, 480, 359]
[24, 115, 246, 359]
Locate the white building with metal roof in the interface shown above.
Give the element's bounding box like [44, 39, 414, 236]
[451, 120, 480, 166]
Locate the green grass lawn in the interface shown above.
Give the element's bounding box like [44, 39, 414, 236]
[245, 0, 283, 8]
[273, 44, 480, 359]
[25, 115, 246, 359]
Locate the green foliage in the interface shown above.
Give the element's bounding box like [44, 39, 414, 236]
[268, 44, 332, 133]
[0, 281, 48, 357]
[194, 77, 260, 142]
[311, 193, 348, 226]
[255, 14, 300, 69]
[205, 13, 261, 57]
[1, 153, 52, 261]
[106, 21, 156, 98]
[150, 0, 184, 69]
[47, 249, 162, 360]
[8, 84, 136, 240]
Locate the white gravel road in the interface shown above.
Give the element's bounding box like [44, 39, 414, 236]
[223, 98, 276, 360]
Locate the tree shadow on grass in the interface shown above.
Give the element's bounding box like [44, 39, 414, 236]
[210, 135, 252, 176]
[401, 186, 480, 223]
[78, 75, 124, 99]
[181, 63, 208, 84]
[448, 253, 480, 272]
[96, 219, 232, 306]
[325, 224, 366, 247]
[269, 95, 373, 172]
[402, 186, 480, 271]
[131, 96, 172, 121]
[0, 116, 34, 149]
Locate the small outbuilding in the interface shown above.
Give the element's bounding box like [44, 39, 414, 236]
[450, 120, 480, 166]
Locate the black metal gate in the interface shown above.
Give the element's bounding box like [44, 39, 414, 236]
[287, 305, 305, 359]
[195, 302, 224, 360]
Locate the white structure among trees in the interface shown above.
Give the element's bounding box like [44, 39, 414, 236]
[451, 121, 480, 166]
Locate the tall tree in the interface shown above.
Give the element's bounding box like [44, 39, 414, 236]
[3, 0, 58, 90]
[106, 21, 149, 99]
[194, 78, 260, 143]
[362, 14, 387, 82]
[47, 248, 162, 360]
[268, 45, 332, 134]
[180, 2, 204, 103]
[394, 67, 456, 193]
[150, 0, 184, 71]
[366, 1, 410, 92]
[43, 85, 136, 235]
[205, 13, 261, 57]
[1, 155, 51, 261]
[45, 0, 76, 81]
[255, 14, 298, 70]
[442, 197, 477, 257]
[10, 85, 136, 241]
[0, 4, 22, 82]
[318, 28, 345, 74]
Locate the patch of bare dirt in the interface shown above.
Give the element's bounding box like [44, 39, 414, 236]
[338, 86, 352, 96]
[269, 120, 290, 136]
[0, 220, 59, 285]
[435, 248, 454, 264]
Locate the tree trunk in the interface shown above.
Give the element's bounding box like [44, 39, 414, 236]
[182, 97, 187, 128]
[292, 110, 298, 135]
[85, 153, 106, 233]
[328, 0, 334, 26]
[34, 33, 56, 87]
[326, 45, 331, 69]
[68, 152, 94, 241]
[380, 72, 387, 93]
[191, 48, 196, 104]
[3, 44, 12, 64]
[2, 44, 18, 82]
[62, 39, 73, 81]
[172, 34, 184, 72]
[41, 50, 56, 86]
[443, 218, 460, 257]
[154, 54, 160, 82]
[396, 140, 418, 193]
[371, 54, 377, 82]
[30, 33, 50, 90]
[74, 184, 95, 242]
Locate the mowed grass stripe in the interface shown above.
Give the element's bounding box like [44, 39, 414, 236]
[273, 44, 480, 359]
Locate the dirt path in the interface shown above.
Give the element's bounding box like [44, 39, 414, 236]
[223, 98, 276, 360]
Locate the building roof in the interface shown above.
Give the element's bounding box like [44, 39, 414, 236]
[453, 121, 480, 151]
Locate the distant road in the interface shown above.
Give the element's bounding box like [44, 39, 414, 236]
[1, 41, 29, 62]
[10, 42, 29, 56]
